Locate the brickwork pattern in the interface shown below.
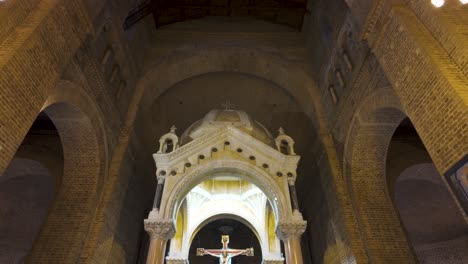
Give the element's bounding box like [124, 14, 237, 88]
[28, 104, 101, 263]
[371, 5, 468, 173]
[0, 0, 91, 176]
[350, 124, 416, 262]
[0, 0, 467, 263]
[405, 0, 468, 78]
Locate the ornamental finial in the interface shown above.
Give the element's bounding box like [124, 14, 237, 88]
[170, 125, 177, 133]
[278, 127, 285, 135]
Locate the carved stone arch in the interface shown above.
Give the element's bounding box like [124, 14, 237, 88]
[28, 80, 109, 262]
[158, 129, 179, 154]
[161, 159, 291, 226]
[342, 87, 417, 262]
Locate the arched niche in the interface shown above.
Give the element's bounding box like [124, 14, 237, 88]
[188, 214, 265, 259]
[188, 218, 263, 264]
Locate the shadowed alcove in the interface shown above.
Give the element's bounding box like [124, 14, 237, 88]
[387, 118, 468, 263]
[0, 113, 63, 263]
[188, 218, 263, 264]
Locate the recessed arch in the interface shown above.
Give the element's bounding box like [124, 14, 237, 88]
[25, 80, 109, 262]
[388, 120, 468, 263]
[188, 213, 265, 259]
[343, 86, 467, 263]
[187, 217, 264, 264]
[343, 88, 413, 262]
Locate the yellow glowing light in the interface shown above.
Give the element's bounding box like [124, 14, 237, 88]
[432, 0, 445, 7]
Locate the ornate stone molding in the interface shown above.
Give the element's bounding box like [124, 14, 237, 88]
[162, 158, 289, 221]
[153, 126, 300, 179]
[165, 258, 187, 264]
[264, 259, 284, 264]
[144, 219, 176, 240]
[275, 219, 307, 241]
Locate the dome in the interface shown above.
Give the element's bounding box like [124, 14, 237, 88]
[180, 109, 275, 146]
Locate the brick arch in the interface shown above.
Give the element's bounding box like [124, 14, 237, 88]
[27, 80, 108, 263]
[343, 88, 418, 262]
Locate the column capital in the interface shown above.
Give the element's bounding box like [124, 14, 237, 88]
[144, 218, 176, 240]
[157, 176, 166, 184]
[275, 219, 307, 241]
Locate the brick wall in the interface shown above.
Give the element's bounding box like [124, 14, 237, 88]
[0, 0, 91, 176]
[368, 2, 468, 175]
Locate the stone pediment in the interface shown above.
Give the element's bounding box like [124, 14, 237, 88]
[153, 126, 300, 179]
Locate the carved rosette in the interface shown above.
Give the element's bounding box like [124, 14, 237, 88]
[144, 219, 176, 240]
[275, 220, 307, 241]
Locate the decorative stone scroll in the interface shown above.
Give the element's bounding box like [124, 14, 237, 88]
[144, 219, 176, 240]
[275, 219, 307, 241]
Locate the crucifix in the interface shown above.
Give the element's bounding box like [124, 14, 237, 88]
[197, 235, 254, 264]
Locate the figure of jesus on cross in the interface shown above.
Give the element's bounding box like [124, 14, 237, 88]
[197, 235, 254, 264]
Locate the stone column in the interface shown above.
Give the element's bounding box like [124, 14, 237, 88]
[144, 219, 176, 264]
[276, 219, 307, 264]
[153, 176, 165, 209]
[287, 178, 300, 211]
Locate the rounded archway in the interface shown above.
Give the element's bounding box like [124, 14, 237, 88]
[0, 94, 107, 262]
[388, 119, 468, 263]
[344, 88, 468, 263]
[188, 218, 263, 264]
[343, 88, 415, 262]
[0, 111, 62, 263]
[27, 102, 104, 262]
